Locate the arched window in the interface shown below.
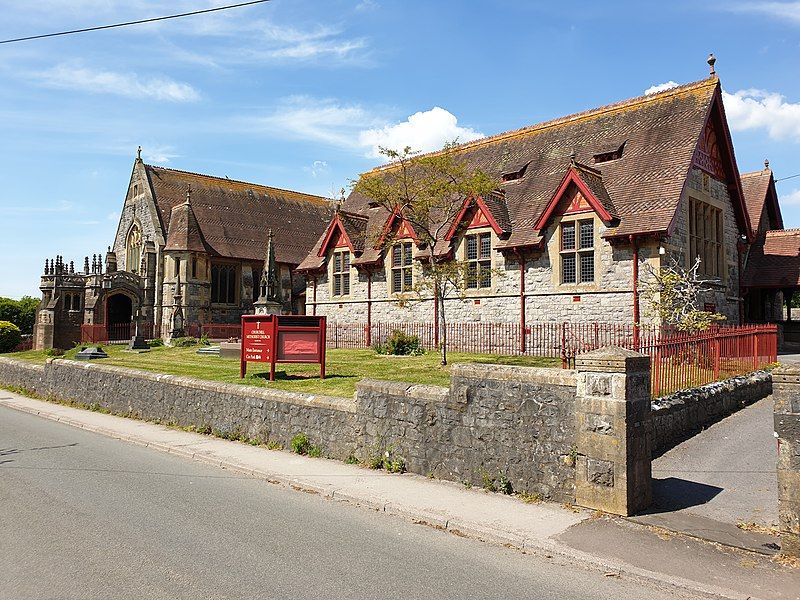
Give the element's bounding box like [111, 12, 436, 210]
[126, 224, 142, 273]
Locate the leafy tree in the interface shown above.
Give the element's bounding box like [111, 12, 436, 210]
[0, 321, 22, 353]
[0, 296, 38, 334]
[640, 257, 725, 332]
[354, 144, 499, 365]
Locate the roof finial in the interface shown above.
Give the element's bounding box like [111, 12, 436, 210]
[707, 53, 716, 76]
[185, 184, 191, 204]
[137, 145, 142, 161]
[764, 158, 770, 171]
[569, 149, 577, 166]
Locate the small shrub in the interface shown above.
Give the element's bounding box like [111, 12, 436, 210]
[368, 454, 385, 470]
[291, 432, 311, 455]
[345, 454, 360, 465]
[171, 336, 199, 347]
[199, 333, 210, 346]
[0, 321, 23, 353]
[481, 470, 497, 493]
[266, 440, 283, 451]
[148, 338, 165, 347]
[385, 457, 406, 474]
[196, 424, 212, 435]
[375, 330, 423, 356]
[45, 347, 65, 357]
[308, 445, 322, 458]
[497, 474, 513, 495]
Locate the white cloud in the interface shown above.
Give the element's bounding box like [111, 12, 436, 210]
[731, 2, 800, 23]
[5, 200, 74, 215]
[255, 95, 379, 148]
[359, 107, 484, 158]
[306, 160, 330, 178]
[722, 88, 800, 141]
[35, 63, 199, 102]
[254, 97, 484, 160]
[644, 81, 679, 95]
[783, 189, 800, 206]
[141, 145, 179, 164]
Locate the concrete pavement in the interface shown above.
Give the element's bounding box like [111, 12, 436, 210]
[2, 390, 799, 599]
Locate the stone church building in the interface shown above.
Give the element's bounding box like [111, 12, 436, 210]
[34, 153, 332, 349]
[297, 70, 800, 332]
[34, 65, 800, 350]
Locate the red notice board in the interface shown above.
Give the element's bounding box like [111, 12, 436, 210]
[240, 314, 326, 381]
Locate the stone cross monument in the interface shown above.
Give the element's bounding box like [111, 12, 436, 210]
[254, 229, 282, 315]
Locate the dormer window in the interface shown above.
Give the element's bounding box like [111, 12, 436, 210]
[593, 141, 626, 164]
[501, 162, 529, 182]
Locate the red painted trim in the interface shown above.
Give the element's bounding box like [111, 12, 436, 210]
[533, 168, 614, 231]
[375, 207, 419, 248]
[444, 196, 505, 241]
[317, 215, 354, 256]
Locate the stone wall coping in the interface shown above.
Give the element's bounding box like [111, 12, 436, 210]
[575, 346, 650, 373]
[0, 356, 45, 372]
[450, 363, 577, 387]
[773, 364, 800, 383]
[49, 358, 357, 413]
[356, 378, 450, 402]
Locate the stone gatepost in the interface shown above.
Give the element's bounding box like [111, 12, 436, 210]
[773, 365, 800, 558]
[574, 346, 652, 516]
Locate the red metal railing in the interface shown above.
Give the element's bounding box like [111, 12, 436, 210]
[642, 324, 777, 397]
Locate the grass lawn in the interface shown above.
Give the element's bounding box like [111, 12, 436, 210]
[3, 345, 558, 397]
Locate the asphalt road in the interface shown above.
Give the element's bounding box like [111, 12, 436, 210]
[0, 405, 694, 600]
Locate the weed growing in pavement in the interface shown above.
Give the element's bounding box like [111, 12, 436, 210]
[266, 440, 283, 451]
[516, 491, 543, 504]
[345, 454, 360, 465]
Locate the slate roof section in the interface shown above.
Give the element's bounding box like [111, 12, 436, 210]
[740, 168, 783, 233]
[300, 77, 730, 270]
[145, 165, 333, 265]
[743, 229, 800, 288]
[164, 195, 207, 253]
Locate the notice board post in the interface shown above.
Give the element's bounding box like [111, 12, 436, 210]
[240, 315, 326, 381]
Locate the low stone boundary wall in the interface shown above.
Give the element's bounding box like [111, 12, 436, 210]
[357, 364, 578, 501]
[651, 371, 773, 455]
[0, 357, 47, 396]
[0, 357, 580, 502]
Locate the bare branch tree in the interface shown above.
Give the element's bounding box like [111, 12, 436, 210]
[641, 256, 726, 332]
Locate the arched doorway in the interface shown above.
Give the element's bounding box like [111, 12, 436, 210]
[107, 294, 133, 341]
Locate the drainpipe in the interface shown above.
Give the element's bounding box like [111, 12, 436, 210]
[366, 269, 372, 347]
[737, 240, 745, 324]
[312, 275, 317, 316]
[433, 279, 439, 348]
[515, 249, 526, 353]
[630, 235, 640, 350]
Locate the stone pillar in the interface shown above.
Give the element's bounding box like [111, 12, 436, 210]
[773, 365, 800, 558]
[575, 346, 652, 516]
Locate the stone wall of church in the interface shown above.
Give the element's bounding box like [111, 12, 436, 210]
[664, 168, 742, 325]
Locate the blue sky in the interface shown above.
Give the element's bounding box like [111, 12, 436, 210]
[1, 0, 800, 298]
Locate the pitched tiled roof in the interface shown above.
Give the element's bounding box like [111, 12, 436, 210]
[145, 165, 333, 265]
[164, 196, 208, 253]
[743, 229, 800, 288]
[302, 77, 726, 268]
[740, 168, 783, 233]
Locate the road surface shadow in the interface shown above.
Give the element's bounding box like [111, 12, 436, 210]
[642, 477, 724, 513]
